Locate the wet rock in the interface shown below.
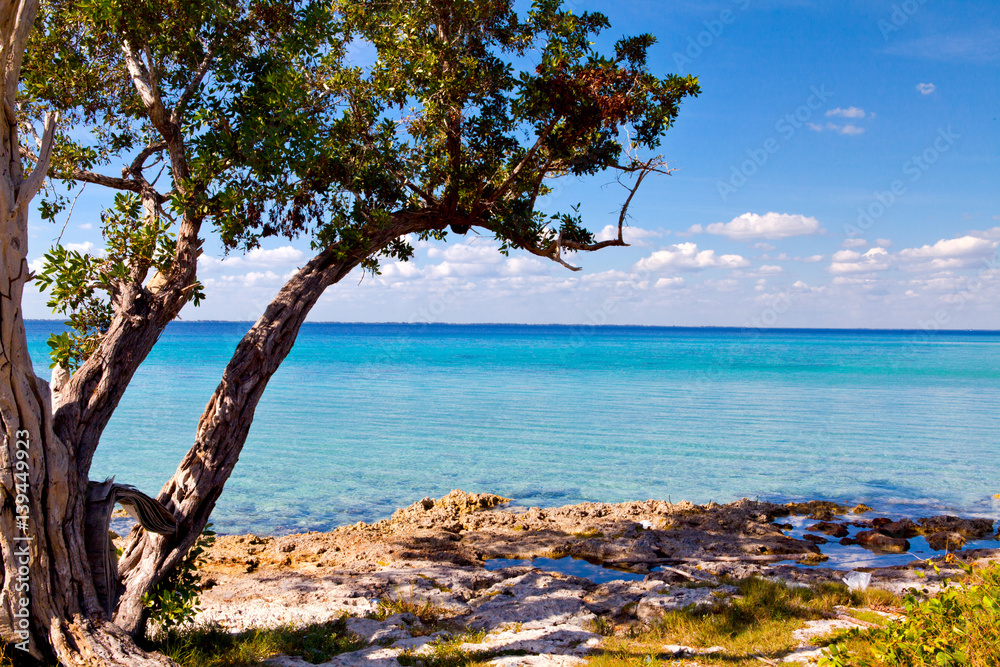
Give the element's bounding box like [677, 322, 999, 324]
[807, 522, 848, 538]
[777, 500, 850, 521]
[880, 520, 919, 539]
[803, 534, 828, 545]
[855, 531, 909, 553]
[926, 531, 966, 551]
[918, 516, 994, 540]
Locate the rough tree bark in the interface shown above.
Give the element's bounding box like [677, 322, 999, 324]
[0, 1, 177, 663]
[116, 214, 447, 635]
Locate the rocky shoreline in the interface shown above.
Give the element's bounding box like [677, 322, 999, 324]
[185, 491, 1000, 666]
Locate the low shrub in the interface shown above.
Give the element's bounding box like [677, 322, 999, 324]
[821, 560, 1000, 667]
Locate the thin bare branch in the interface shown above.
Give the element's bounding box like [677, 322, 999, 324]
[54, 183, 86, 246]
[171, 43, 215, 125]
[559, 157, 667, 253]
[488, 119, 559, 203]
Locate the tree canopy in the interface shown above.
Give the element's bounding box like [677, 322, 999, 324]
[24, 0, 698, 370]
[2, 0, 699, 660]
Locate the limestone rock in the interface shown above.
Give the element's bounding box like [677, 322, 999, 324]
[635, 585, 737, 622]
[466, 572, 595, 630]
[488, 656, 587, 667]
[344, 617, 411, 644]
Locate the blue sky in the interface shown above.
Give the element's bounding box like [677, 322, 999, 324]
[25, 0, 1000, 328]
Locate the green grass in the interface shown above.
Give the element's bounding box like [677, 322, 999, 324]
[146, 618, 366, 666]
[369, 592, 448, 627]
[397, 630, 496, 667]
[821, 560, 1000, 667]
[587, 577, 900, 667]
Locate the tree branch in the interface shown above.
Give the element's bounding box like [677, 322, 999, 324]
[488, 119, 558, 204]
[127, 140, 168, 176]
[559, 157, 667, 253]
[16, 111, 57, 208]
[171, 43, 215, 125]
[121, 39, 170, 132]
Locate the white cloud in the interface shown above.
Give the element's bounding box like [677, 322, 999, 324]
[78, 223, 93, 231]
[798, 254, 824, 263]
[205, 270, 284, 288]
[970, 226, 1000, 241]
[635, 242, 750, 272]
[65, 241, 98, 255]
[502, 256, 548, 276]
[594, 225, 662, 245]
[758, 265, 784, 274]
[654, 277, 686, 289]
[810, 122, 866, 136]
[876, 238, 892, 247]
[842, 238, 868, 248]
[706, 278, 740, 292]
[829, 247, 891, 274]
[897, 235, 999, 270]
[826, 107, 866, 118]
[752, 242, 775, 251]
[201, 245, 307, 272]
[426, 243, 502, 264]
[916, 82, 936, 95]
[380, 261, 423, 280]
[691, 212, 823, 241]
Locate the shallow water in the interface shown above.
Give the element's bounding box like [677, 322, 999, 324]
[484, 556, 646, 584]
[26, 322, 1000, 535]
[779, 514, 999, 570]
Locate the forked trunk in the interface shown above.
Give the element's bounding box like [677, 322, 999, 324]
[0, 2, 177, 662]
[0, 137, 176, 667]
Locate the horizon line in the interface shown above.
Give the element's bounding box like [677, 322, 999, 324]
[24, 319, 1000, 334]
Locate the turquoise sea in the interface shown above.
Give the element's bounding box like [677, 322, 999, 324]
[25, 322, 1000, 535]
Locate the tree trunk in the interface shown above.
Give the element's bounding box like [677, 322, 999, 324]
[0, 2, 178, 663]
[116, 217, 440, 636]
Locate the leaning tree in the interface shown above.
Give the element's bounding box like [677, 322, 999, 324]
[2, 0, 698, 662]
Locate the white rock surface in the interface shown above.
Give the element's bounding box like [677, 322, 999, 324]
[635, 585, 737, 621]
